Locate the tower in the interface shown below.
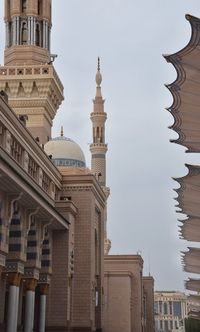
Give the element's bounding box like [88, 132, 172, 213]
[90, 58, 108, 187]
[0, 0, 64, 145]
[90, 58, 111, 254]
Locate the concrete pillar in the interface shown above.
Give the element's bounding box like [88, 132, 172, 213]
[7, 273, 21, 332]
[39, 284, 49, 332]
[24, 278, 37, 332]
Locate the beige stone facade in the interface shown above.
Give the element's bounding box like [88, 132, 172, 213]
[0, 1, 155, 331]
[104, 255, 154, 332]
[143, 277, 155, 332]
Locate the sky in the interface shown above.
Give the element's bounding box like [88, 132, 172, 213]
[1, 0, 200, 291]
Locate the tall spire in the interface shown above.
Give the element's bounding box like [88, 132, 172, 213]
[90, 58, 107, 187]
[90, 58, 111, 255]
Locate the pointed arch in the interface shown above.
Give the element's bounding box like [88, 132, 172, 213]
[36, 23, 40, 46]
[21, 21, 27, 44]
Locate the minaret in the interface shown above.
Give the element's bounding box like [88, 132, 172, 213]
[90, 58, 111, 254]
[90, 58, 108, 187]
[4, 0, 52, 65]
[0, 0, 64, 145]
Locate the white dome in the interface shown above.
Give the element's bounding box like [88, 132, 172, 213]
[44, 136, 86, 168]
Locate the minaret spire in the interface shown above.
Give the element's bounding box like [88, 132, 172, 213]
[97, 57, 100, 72]
[90, 58, 107, 187]
[90, 59, 111, 255]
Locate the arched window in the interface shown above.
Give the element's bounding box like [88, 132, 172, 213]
[96, 127, 100, 143]
[22, 0, 27, 13]
[36, 23, 40, 46]
[38, 0, 42, 15]
[21, 22, 27, 44]
[100, 127, 103, 143]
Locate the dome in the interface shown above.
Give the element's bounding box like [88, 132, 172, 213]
[44, 132, 86, 168]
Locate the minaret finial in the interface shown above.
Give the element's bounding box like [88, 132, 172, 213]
[61, 126, 64, 137]
[96, 57, 102, 87]
[98, 57, 100, 72]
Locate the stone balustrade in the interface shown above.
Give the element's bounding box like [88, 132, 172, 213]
[0, 94, 62, 200]
[0, 64, 63, 92]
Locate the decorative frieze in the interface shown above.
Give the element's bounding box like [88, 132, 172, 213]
[6, 260, 24, 275]
[24, 267, 39, 281]
[62, 186, 93, 192]
[39, 273, 51, 285]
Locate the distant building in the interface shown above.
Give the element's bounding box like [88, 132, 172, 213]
[154, 291, 188, 332]
[104, 256, 154, 332]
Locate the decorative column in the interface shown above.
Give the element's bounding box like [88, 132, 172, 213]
[33, 17, 36, 45]
[30, 17, 34, 45]
[45, 22, 49, 48]
[43, 20, 46, 48]
[28, 16, 31, 45]
[24, 278, 37, 332]
[16, 17, 20, 45]
[5, 22, 9, 48]
[12, 17, 16, 46]
[39, 283, 49, 332]
[48, 27, 51, 52]
[7, 272, 21, 332]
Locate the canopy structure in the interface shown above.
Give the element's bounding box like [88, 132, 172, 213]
[166, 14, 200, 300]
[179, 217, 200, 242]
[186, 278, 200, 292]
[174, 164, 200, 218]
[164, 15, 200, 152]
[182, 247, 200, 274]
[187, 295, 200, 320]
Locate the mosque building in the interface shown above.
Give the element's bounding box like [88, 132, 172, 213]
[0, 1, 154, 331]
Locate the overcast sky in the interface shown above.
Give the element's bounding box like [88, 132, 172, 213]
[1, 0, 200, 291]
